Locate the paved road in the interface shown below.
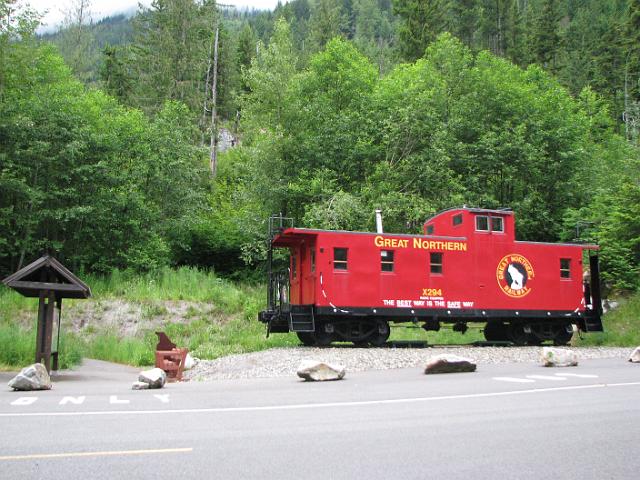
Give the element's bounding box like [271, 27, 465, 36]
[1, 358, 639, 479]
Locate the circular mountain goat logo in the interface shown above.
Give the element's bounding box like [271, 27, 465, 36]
[496, 254, 535, 298]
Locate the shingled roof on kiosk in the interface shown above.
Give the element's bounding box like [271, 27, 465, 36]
[2, 255, 91, 299]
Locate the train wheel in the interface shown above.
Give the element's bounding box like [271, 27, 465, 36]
[314, 325, 334, 347]
[368, 320, 390, 347]
[296, 332, 316, 347]
[484, 321, 507, 342]
[507, 322, 528, 346]
[553, 323, 573, 346]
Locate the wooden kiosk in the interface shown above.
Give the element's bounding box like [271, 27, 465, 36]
[2, 255, 91, 372]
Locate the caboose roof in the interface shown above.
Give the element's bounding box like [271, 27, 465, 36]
[424, 206, 514, 223]
[272, 228, 466, 245]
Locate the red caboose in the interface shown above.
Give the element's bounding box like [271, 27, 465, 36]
[259, 207, 603, 346]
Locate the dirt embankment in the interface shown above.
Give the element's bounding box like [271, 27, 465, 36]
[13, 300, 223, 339]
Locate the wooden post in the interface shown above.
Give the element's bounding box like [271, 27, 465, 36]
[43, 290, 55, 372]
[35, 290, 55, 372]
[35, 291, 46, 366]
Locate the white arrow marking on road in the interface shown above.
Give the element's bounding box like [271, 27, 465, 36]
[153, 394, 170, 403]
[10, 397, 38, 406]
[493, 377, 536, 383]
[526, 375, 566, 381]
[554, 373, 599, 378]
[109, 396, 130, 405]
[59, 396, 86, 405]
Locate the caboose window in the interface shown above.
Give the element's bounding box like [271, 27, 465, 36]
[381, 250, 394, 272]
[310, 249, 315, 273]
[491, 216, 504, 232]
[453, 214, 463, 226]
[334, 248, 348, 270]
[560, 258, 571, 278]
[430, 252, 443, 274]
[426, 225, 434, 235]
[475, 216, 489, 231]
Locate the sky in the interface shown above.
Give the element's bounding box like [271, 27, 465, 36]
[28, 0, 284, 31]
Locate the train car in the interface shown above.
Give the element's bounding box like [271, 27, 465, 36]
[258, 207, 603, 346]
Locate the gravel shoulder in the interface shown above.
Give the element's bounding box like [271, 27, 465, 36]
[185, 346, 633, 381]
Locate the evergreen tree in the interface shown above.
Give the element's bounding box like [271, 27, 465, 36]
[100, 44, 133, 104]
[622, 0, 640, 142]
[237, 23, 257, 70]
[58, 0, 97, 83]
[130, 0, 218, 118]
[449, 0, 479, 49]
[309, 0, 347, 51]
[532, 0, 560, 71]
[393, 0, 446, 61]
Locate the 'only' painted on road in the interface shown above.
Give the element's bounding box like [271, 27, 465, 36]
[9, 394, 170, 406]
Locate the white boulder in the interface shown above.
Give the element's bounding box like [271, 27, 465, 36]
[183, 353, 198, 370]
[131, 381, 150, 390]
[629, 346, 640, 363]
[138, 368, 167, 389]
[541, 347, 578, 367]
[8, 363, 52, 391]
[297, 360, 346, 381]
[424, 354, 476, 374]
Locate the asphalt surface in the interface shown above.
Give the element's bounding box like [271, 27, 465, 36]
[1, 358, 639, 479]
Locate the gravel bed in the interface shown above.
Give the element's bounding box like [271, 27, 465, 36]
[184, 346, 633, 381]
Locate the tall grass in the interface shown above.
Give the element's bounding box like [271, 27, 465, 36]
[0, 266, 293, 369]
[576, 293, 640, 346]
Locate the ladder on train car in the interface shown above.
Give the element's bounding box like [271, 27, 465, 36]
[289, 305, 315, 332]
[582, 254, 604, 332]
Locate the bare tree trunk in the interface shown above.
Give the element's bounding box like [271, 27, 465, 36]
[201, 34, 214, 146]
[209, 26, 219, 176]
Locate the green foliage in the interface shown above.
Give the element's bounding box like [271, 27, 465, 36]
[0, 32, 208, 276]
[576, 292, 640, 346]
[593, 182, 640, 291]
[393, 0, 447, 61]
[130, 0, 218, 116]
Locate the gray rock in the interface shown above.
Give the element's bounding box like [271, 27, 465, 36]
[138, 368, 167, 389]
[629, 346, 640, 363]
[541, 347, 578, 367]
[424, 354, 476, 374]
[131, 381, 150, 390]
[297, 360, 346, 381]
[8, 363, 52, 391]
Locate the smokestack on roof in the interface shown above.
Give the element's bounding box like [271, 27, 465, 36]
[375, 209, 383, 234]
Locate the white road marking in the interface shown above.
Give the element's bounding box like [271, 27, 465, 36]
[526, 375, 566, 381]
[0, 447, 193, 461]
[10, 397, 38, 406]
[554, 373, 599, 378]
[1, 382, 639, 418]
[492, 377, 536, 383]
[109, 395, 129, 405]
[59, 396, 86, 405]
[153, 394, 170, 403]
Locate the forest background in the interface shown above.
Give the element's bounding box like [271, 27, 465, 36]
[1, 0, 639, 296]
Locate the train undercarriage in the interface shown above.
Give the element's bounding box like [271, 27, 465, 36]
[266, 314, 580, 347]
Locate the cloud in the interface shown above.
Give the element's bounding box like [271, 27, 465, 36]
[30, 0, 284, 33]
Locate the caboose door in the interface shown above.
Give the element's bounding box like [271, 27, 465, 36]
[290, 246, 302, 305]
[301, 244, 316, 305]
